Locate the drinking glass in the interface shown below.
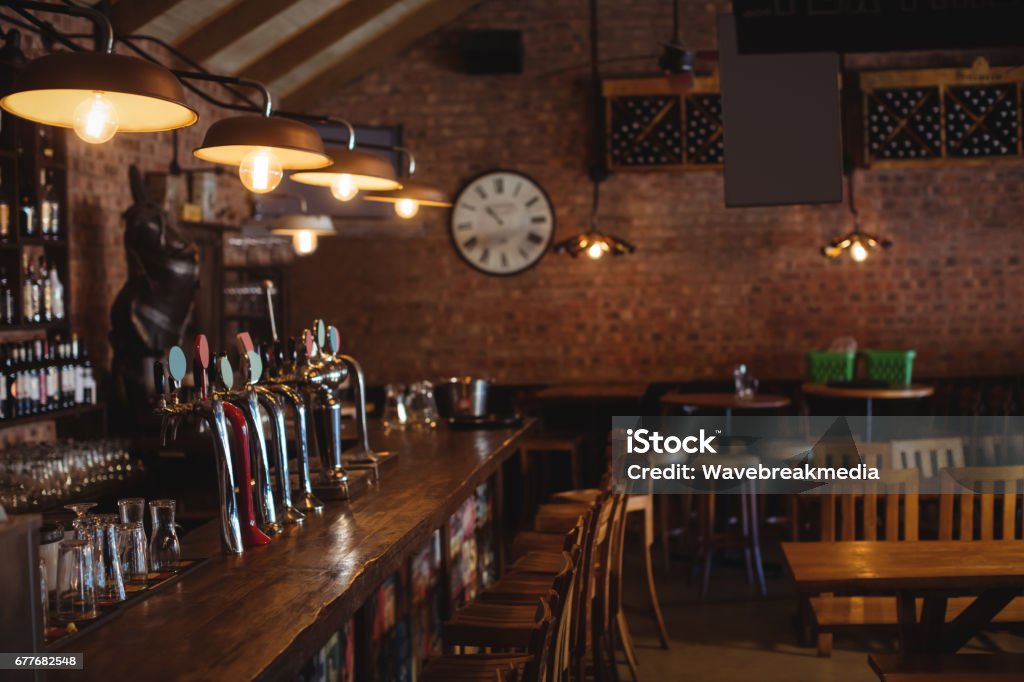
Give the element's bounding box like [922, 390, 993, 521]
[148, 500, 181, 572]
[63, 501, 97, 532]
[92, 514, 125, 603]
[39, 558, 49, 633]
[381, 384, 408, 431]
[56, 538, 97, 621]
[118, 521, 148, 589]
[118, 497, 147, 544]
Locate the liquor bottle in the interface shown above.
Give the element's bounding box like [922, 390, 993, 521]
[39, 256, 52, 322]
[22, 254, 34, 323]
[20, 180, 36, 237]
[0, 167, 10, 242]
[82, 347, 95, 404]
[40, 170, 58, 238]
[30, 259, 41, 323]
[0, 268, 11, 324]
[49, 266, 64, 320]
[71, 334, 83, 406]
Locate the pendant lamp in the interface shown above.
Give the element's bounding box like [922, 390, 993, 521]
[269, 213, 335, 256]
[290, 148, 401, 202]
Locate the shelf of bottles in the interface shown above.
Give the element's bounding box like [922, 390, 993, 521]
[0, 120, 69, 330]
[0, 334, 97, 423]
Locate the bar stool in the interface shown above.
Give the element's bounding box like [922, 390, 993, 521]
[690, 453, 767, 598]
[519, 432, 585, 517]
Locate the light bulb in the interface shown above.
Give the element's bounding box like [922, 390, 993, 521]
[395, 198, 420, 219]
[239, 147, 283, 194]
[72, 93, 119, 144]
[292, 230, 318, 255]
[850, 240, 869, 263]
[330, 174, 359, 202]
[587, 241, 606, 260]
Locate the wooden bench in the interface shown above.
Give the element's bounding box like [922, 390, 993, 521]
[868, 653, 1024, 681]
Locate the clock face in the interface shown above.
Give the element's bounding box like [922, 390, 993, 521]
[450, 170, 555, 276]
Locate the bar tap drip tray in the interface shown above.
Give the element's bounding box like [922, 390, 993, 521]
[312, 467, 375, 501]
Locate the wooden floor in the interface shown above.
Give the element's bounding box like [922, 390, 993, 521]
[617, 535, 1024, 682]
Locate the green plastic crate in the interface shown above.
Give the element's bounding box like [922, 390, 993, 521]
[806, 351, 856, 384]
[863, 349, 916, 385]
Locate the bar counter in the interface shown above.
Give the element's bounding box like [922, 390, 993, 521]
[52, 420, 534, 681]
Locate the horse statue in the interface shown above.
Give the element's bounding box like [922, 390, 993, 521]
[110, 166, 200, 418]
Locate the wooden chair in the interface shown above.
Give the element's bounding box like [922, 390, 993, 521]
[809, 468, 920, 657]
[975, 434, 1024, 467]
[519, 433, 586, 518]
[889, 438, 966, 478]
[939, 465, 1024, 541]
[420, 597, 552, 682]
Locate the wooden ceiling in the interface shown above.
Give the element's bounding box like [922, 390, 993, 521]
[107, 0, 482, 110]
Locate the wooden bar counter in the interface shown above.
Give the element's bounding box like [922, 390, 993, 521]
[52, 420, 534, 681]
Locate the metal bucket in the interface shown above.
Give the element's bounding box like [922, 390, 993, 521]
[436, 377, 492, 418]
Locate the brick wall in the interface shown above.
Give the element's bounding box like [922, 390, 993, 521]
[289, 0, 1024, 385]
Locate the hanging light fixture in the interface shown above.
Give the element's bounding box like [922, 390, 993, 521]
[659, 0, 696, 94]
[554, 0, 636, 261]
[0, 3, 196, 143]
[822, 171, 892, 263]
[269, 213, 335, 256]
[362, 149, 451, 219]
[552, 181, 635, 259]
[290, 148, 401, 203]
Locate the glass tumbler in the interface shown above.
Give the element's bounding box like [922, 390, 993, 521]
[117, 497, 146, 526]
[92, 514, 125, 602]
[381, 384, 408, 431]
[148, 499, 181, 572]
[118, 521, 148, 589]
[56, 538, 97, 621]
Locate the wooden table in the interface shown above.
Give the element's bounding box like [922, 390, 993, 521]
[660, 391, 791, 431]
[534, 383, 650, 401]
[783, 540, 1024, 653]
[50, 420, 534, 682]
[801, 383, 934, 440]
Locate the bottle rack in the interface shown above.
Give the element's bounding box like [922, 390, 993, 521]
[0, 119, 70, 331]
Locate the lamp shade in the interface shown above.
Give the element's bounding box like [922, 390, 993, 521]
[0, 51, 197, 132]
[268, 213, 335, 235]
[289, 149, 401, 191]
[194, 115, 331, 169]
[362, 181, 451, 207]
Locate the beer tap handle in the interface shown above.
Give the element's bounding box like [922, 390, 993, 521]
[327, 325, 341, 357]
[236, 333, 262, 386]
[287, 337, 298, 368]
[153, 359, 166, 398]
[217, 353, 234, 392]
[193, 335, 211, 400]
[313, 320, 327, 359]
[261, 280, 278, 343]
[258, 343, 271, 378]
[168, 346, 187, 396]
[302, 329, 316, 364]
[272, 341, 284, 372]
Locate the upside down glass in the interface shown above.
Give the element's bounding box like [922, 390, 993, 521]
[56, 538, 97, 621]
[118, 521, 148, 589]
[92, 514, 126, 603]
[148, 499, 181, 572]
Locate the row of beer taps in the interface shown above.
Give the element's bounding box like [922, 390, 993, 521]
[153, 320, 388, 554]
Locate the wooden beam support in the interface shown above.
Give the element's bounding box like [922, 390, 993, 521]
[107, 0, 188, 35]
[237, 0, 405, 85]
[174, 0, 304, 63]
[281, 0, 481, 111]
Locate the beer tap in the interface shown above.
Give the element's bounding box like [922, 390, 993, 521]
[213, 337, 282, 536]
[203, 338, 272, 549]
[330, 325, 393, 468]
[251, 342, 304, 525]
[304, 322, 349, 496]
[153, 340, 247, 554]
[263, 336, 324, 512]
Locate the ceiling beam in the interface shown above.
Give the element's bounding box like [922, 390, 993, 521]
[237, 0, 405, 85]
[107, 0, 188, 35]
[174, 0, 303, 63]
[281, 0, 481, 111]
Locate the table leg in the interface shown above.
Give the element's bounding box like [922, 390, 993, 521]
[942, 588, 1019, 653]
[896, 591, 919, 652]
[865, 398, 873, 442]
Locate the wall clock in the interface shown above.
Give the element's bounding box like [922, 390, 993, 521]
[450, 170, 555, 276]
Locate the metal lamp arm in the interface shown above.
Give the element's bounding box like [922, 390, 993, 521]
[7, 0, 112, 52]
[173, 70, 273, 117]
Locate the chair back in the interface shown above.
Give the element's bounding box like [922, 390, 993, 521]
[522, 597, 554, 682]
[939, 465, 1024, 541]
[812, 440, 891, 470]
[976, 434, 1024, 467]
[890, 438, 966, 478]
[819, 468, 920, 541]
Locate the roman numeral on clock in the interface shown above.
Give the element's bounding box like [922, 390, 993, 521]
[526, 232, 545, 244]
[463, 237, 478, 250]
[531, 215, 547, 224]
